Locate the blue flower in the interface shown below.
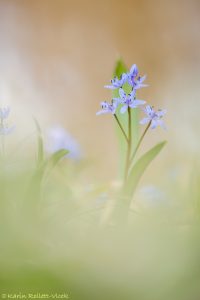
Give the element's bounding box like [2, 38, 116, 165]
[0, 126, 15, 135]
[127, 64, 148, 90]
[140, 105, 166, 129]
[96, 101, 117, 115]
[114, 88, 146, 114]
[104, 73, 127, 90]
[0, 107, 15, 135]
[0, 107, 10, 120]
[46, 126, 82, 160]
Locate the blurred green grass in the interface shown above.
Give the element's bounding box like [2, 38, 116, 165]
[0, 144, 200, 300]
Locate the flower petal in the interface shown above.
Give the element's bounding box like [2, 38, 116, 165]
[138, 75, 146, 83]
[120, 73, 128, 85]
[140, 117, 150, 125]
[112, 97, 122, 104]
[130, 64, 138, 76]
[119, 88, 126, 99]
[150, 120, 158, 129]
[157, 109, 167, 118]
[134, 83, 148, 90]
[145, 105, 153, 115]
[133, 99, 146, 106]
[104, 85, 116, 89]
[96, 110, 107, 115]
[156, 119, 166, 129]
[130, 89, 136, 99]
[130, 99, 146, 108]
[120, 105, 128, 114]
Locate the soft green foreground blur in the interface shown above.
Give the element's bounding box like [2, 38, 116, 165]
[0, 135, 200, 300]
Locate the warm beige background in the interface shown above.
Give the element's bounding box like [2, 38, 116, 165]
[0, 0, 199, 178]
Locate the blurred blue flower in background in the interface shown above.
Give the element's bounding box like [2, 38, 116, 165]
[0, 107, 15, 135]
[138, 185, 168, 207]
[0, 107, 10, 120]
[46, 126, 82, 160]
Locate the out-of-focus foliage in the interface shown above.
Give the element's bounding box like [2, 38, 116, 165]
[0, 61, 195, 300]
[0, 131, 200, 300]
[0, 63, 197, 300]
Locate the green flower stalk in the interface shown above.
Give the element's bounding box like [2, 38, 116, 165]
[96, 62, 167, 218]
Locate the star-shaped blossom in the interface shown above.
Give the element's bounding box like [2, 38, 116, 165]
[96, 101, 117, 115]
[104, 73, 127, 90]
[127, 64, 148, 90]
[140, 105, 166, 129]
[114, 88, 146, 114]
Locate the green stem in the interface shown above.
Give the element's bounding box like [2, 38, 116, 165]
[129, 121, 151, 167]
[124, 107, 132, 183]
[114, 114, 128, 143]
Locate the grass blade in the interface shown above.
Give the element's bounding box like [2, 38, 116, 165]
[33, 118, 44, 167]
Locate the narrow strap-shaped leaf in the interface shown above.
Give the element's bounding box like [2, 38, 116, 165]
[47, 149, 69, 170]
[33, 149, 69, 187]
[28, 148, 69, 206]
[33, 118, 44, 167]
[124, 141, 167, 200]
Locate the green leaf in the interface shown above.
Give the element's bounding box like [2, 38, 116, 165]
[33, 117, 68, 176]
[33, 118, 44, 167]
[27, 148, 69, 207]
[33, 149, 69, 187]
[40, 148, 69, 182]
[47, 149, 69, 170]
[113, 58, 140, 177]
[124, 141, 167, 200]
[113, 58, 127, 81]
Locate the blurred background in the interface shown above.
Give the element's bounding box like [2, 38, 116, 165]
[1, 1, 200, 298]
[0, 0, 200, 179]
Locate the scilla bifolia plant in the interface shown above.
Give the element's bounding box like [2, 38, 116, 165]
[97, 60, 167, 221]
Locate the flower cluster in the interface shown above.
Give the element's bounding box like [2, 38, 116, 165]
[96, 64, 166, 129]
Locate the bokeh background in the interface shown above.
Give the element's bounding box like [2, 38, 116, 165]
[0, 0, 199, 179]
[1, 1, 200, 298]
